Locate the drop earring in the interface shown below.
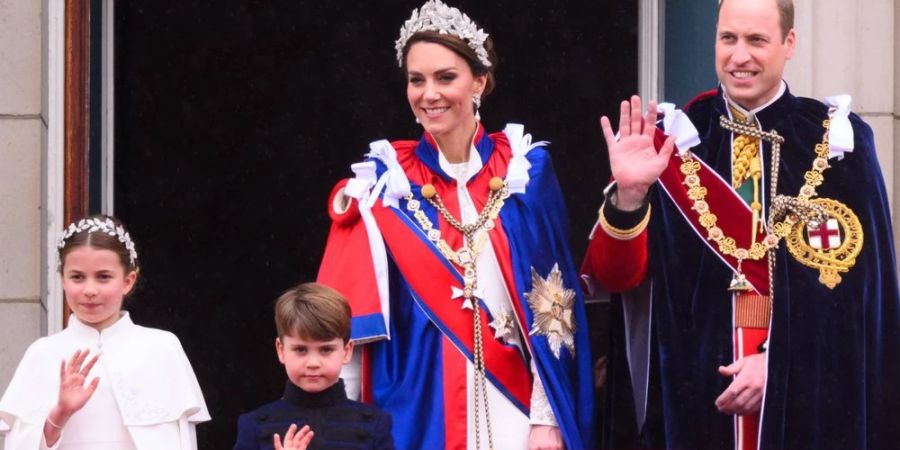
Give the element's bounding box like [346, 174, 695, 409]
[472, 94, 482, 121]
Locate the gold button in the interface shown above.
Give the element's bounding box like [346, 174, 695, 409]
[488, 177, 504, 192]
[421, 184, 436, 199]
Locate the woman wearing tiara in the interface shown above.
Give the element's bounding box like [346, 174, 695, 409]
[318, 1, 593, 448]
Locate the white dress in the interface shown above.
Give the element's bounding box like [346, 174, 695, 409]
[0, 313, 210, 450]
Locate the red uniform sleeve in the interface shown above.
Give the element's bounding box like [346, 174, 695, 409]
[581, 218, 648, 292]
[581, 123, 680, 292]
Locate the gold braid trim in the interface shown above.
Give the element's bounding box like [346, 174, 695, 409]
[729, 106, 762, 189]
[598, 202, 651, 240]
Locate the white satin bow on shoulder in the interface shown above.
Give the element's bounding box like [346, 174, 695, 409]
[363, 140, 412, 209]
[503, 123, 548, 195]
[657, 103, 701, 156]
[824, 95, 854, 160]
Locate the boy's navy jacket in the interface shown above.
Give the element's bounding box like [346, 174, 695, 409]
[233, 379, 393, 450]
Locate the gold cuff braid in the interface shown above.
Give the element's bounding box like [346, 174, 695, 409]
[599, 202, 652, 240]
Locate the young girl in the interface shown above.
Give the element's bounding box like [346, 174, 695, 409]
[0, 215, 210, 450]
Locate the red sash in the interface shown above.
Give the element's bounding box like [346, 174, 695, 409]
[369, 202, 532, 411]
[655, 131, 770, 295]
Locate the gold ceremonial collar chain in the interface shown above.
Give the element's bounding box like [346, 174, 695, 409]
[680, 115, 832, 294]
[404, 176, 509, 450]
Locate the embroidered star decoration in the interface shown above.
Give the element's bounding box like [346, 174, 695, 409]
[489, 312, 517, 344]
[525, 264, 576, 359]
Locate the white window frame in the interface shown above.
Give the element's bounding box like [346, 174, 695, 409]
[44, 0, 116, 333]
[638, 0, 662, 102]
[45, 0, 66, 333]
[101, 0, 115, 215]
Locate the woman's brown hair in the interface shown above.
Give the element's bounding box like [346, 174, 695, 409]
[401, 30, 498, 97]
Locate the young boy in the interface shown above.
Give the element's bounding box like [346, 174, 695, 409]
[233, 283, 393, 450]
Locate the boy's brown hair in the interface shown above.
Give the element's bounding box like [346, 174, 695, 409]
[274, 282, 351, 343]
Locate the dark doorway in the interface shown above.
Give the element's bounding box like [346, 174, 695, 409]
[114, 1, 636, 448]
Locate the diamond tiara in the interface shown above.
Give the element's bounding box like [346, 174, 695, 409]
[58, 217, 138, 266]
[395, 0, 492, 68]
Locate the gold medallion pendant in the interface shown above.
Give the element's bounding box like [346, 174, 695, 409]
[784, 198, 863, 289]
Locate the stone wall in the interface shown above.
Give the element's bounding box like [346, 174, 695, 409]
[0, 0, 46, 441]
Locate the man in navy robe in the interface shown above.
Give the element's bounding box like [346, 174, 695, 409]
[583, 0, 900, 448]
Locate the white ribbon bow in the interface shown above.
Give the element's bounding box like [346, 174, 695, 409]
[344, 161, 377, 201]
[824, 95, 854, 160]
[342, 143, 397, 340]
[657, 103, 701, 156]
[365, 140, 412, 209]
[504, 123, 548, 194]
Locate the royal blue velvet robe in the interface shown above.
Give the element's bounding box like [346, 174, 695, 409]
[319, 127, 595, 449]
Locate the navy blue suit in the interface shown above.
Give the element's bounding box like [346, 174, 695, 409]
[234, 379, 393, 450]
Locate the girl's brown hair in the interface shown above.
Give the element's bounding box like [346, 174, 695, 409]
[58, 214, 140, 274]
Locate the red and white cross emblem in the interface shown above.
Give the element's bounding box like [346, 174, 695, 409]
[808, 218, 842, 249]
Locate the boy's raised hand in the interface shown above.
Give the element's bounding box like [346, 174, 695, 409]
[274, 424, 314, 450]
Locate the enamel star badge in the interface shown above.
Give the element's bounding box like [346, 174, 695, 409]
[525, 264, 576, 359]
[489, 311, 518, 345]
